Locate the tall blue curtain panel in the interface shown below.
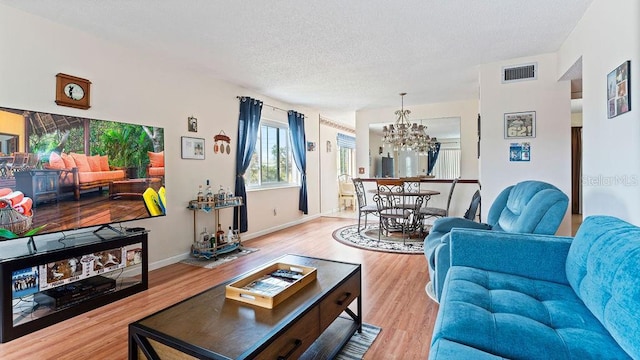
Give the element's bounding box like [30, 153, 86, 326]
[288, 111, 308, 214]
[428, 142, 441, 175]
[234, 97, 262, 232]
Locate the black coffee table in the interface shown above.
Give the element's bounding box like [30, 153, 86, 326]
[129, 254, 362, 359]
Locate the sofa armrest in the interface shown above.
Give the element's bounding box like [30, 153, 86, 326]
[431, 217, 492, 233]
[449, 228, 573, 284]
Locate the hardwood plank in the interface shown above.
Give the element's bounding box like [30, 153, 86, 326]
[0, 217, 439, 359]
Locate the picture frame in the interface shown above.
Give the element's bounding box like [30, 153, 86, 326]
[187, 116, 198, 132]
[510, 142, 531, 162]
[607, 60, 631, 118]
[181, 136, 205, 160]
[306, 141, 316, 152]
[504, 111, 536, 139]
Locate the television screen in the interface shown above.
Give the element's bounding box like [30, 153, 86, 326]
[0, 106, 165, 240]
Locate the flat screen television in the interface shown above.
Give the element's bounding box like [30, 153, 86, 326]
[0, 106, 165, 240]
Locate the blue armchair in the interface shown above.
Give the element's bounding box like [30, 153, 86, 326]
[424, 180, 569, 301]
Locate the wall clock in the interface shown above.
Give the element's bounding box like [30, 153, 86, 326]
[55, 73, 91, 109]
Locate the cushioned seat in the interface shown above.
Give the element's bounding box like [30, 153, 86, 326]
[429, 216, 639, 360]
[433, 267, 629, 360]
[425, 180, 568, 301]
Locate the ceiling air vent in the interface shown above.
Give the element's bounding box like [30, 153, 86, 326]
[502, 63, 537, 83]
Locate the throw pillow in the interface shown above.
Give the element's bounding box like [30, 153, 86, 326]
[88, 155, 102, 172]
[148, 151, 164, 167]
[48, 152, 66, 170]
[99, 155, 110, 171]
[61, 153, 77, 169]
[70, 153, 92, 172]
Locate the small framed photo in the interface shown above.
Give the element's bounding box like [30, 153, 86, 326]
[187, 116, 198, 132]
[181, 136, 205, 160]
[504, 111, 536, 139]
[510, 142, 531, 162]
[306, 141, 316, 151]
[607, 60, 631, 118]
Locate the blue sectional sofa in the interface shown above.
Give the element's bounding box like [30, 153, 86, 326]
[429, 216, 639, 360]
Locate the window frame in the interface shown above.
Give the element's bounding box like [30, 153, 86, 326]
[246, 118, 300, 190]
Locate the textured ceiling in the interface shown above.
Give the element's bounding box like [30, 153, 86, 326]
[1, 0, 593, 111]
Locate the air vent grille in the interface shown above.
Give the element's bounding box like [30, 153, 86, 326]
[502, 63, 537, 83]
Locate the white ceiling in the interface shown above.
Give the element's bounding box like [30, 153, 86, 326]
[1, 0, 593, 111]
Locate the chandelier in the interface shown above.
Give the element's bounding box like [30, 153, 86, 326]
[381, 93, 438, 154]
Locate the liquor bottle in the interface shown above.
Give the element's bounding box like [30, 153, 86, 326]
[196, 185, 204, 202]
[199, 227, 209, 248]
[218, 186, 226, 205]
[205, 180, 213, 203]
[226, 186, 234, 204]
[227, 226, 234, 243]
[216, 224, 225, 244]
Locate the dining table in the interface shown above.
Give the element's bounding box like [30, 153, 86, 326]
[368, 188, 441, 236]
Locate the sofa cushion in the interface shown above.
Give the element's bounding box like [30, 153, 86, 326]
[566, 216, 640, 359]
[148, 167, 164, 177]
[99, 155, 110, 171]
[148, 151, 164, 167]
[48, 152, 66, 170]
[88, 155, 102, 172]
[70, 153, 91, 172]
[78, 170, 125, 183]
[431, 266, 631, 359]
[61, 153, 77, 169]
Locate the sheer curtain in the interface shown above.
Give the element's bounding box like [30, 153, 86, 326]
[234, 97, 262, 232]
[432, 149, 461, 179]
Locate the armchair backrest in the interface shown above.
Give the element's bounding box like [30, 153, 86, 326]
[486, 180, 568, 235]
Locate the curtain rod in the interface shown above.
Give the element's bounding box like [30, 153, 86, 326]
[236, 96, 304, 117]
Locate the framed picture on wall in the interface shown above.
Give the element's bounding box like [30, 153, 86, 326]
[181, 136, 205, 160]
[510, 142, 531, 162]
[504, 111, 536, 139]
[607, 60, 631, 118]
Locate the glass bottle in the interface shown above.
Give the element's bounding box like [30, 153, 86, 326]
[205, 180, 213, 203]
[216, 224, 225, 245]
[226, 186, 234, 204]
[196, 185, 204, 202]
[218, 186, 226, 205]
[227, 226, 234, 243]
[199, 227, 209, 248]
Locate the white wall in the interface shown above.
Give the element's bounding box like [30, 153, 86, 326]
[0, 5, 323, 267]
[558, 0, 640, 224]
[355, 99, 479, 180]
[479, 53, 572, 235]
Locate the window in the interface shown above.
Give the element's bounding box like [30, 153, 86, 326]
[336, 133, 356, 177]
[247, 120, 299, 188]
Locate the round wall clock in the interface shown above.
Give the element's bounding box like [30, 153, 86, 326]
[55, 73, 91, 109]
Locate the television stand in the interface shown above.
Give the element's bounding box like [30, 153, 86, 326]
[93, 224, 125, 239]
[1, 230, 148, 342]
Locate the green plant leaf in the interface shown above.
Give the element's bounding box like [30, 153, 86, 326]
[24, 224, 47, 237]
[0, 228, 18, 239]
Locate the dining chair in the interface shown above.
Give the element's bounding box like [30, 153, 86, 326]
[352, 178, 378, 231]
[374, 179, 412, 243]
[419, 177, 459, 220]
[463, 189, 481, 221]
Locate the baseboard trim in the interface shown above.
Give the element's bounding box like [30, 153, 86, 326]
[148, 215, 321, 271]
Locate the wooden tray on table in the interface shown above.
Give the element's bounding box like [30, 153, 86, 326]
[225, 262, 317, 309]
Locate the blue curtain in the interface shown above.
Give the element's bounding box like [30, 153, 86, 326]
[234, 97, 262, 232]
[288, 111, 308, 214]
[427, 142, 442, 175]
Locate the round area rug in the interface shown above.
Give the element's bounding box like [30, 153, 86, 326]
[332, 223, 426, 254]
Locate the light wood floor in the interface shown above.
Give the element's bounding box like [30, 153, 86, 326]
[0, 217, 438, 360]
